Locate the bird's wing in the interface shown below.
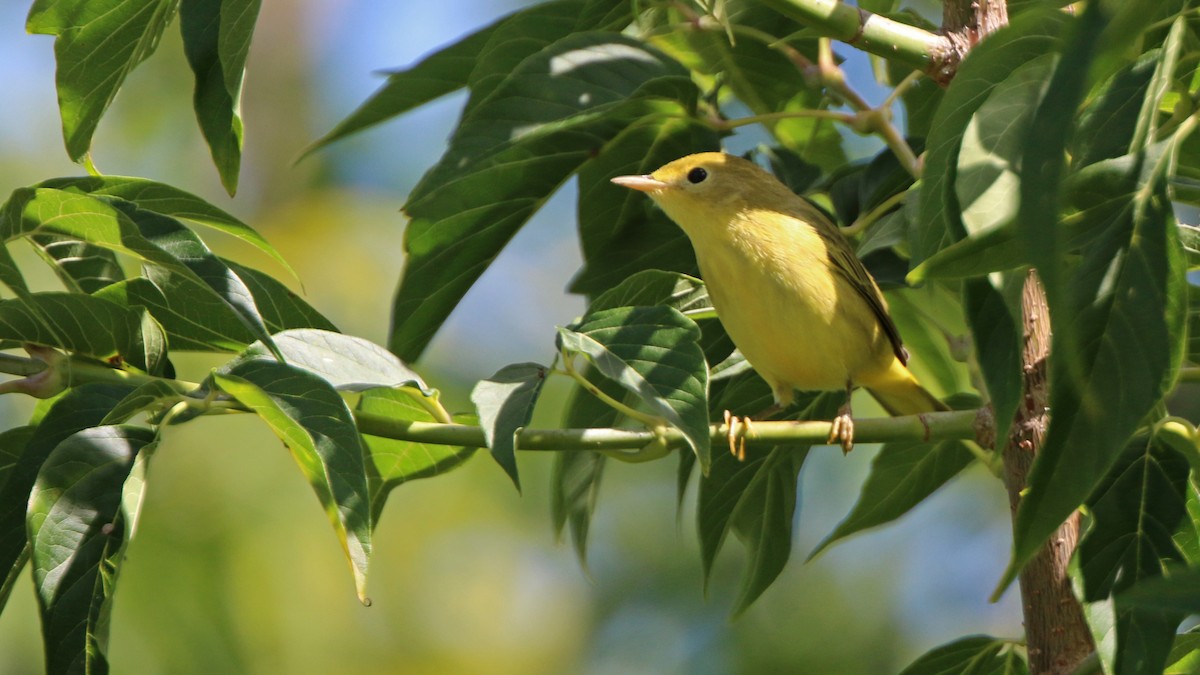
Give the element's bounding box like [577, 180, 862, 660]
[809, 211, 909, 366]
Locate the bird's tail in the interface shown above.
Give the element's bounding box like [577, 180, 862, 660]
[863, 359, 949, 416]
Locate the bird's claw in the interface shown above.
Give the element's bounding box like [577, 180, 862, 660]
[724, 409, 753, 461]
[829, 410, 854, 454]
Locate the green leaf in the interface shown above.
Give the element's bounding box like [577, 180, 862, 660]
[29, 425, 156, 675]
[697, 392, 841, 614]
[1119, 569, 1200, 613]
[884, 285, 971, 397]
[963, 277, 1022, 446]
[390, 32, 698, 360]
[1181, 225, 1200, 271]
[0, 385, 132, 619]
[36, 175, 295, 278]
[98, 265, 334, 353]
[471, 363, 547, 489]
[0, 292, 166, 374]
[3, 187, 284, 356]
[655, 21, 844, 169]
[100, 380, 187, 425]
[897, 636, 1029, 675]
[1080, 436, 1189, 599]
[583, 269, 709, 314]
[31, 234, 125, 294]
[1006, 139, 1188, 596]
[179, 0, 263, 195]
[727, 447, 808, 615]
[887, 62, 943, 140]
[912, 7, 1067, 265]
[808, 440, 974, 559]
[1093, 0, 1186, 83]
[0, 243, 28, 294]
[26, 0, 179, 162]
[1079, 434, 1190, 674]
[226, 261, 337, 333]
[557, 305, 710, 470]
[570, 116, 717, 297]
[358, 388, 475, 526]
[1175, 479, 1200, 566]
[129, 203, 280, 356]
[213, 360, 373, 602]
[3, 187, 182, 265]
[551, 444, 606, 564]
[1165, 630, 1200, 675]
[1070, 51, 1156, 167]
[551, 272, 717, 560]
[228, 329, 426, 392]
[955, 54, 1055, 237]
[305, 0, 632, 154]
[0, 426, 36, 614]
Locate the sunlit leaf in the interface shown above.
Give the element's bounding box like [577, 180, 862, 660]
[37, 175, 294, 277]
[229, 329, 426, 392]
[390, 32, 698, 360]
[913, 7, 1066, 265]
[26, 0, 179, 162]
[955, 54, 1055, 237]
[897, 635, 1029, 675]
[306, 0, 633, 154]
[213, 361, 372, 601]
[557, 305, 710, 469]
[0, 292, 166, 374]
[180, 0, 263, 195]
[570, 116, 716, 296]
[31, 235, 124, 294]
[358, 388, 475, 526]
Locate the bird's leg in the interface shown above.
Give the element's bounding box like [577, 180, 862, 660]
[724, 402, 784, 461]
[724, 409, 748, 461]
[828, 382, 855, 454]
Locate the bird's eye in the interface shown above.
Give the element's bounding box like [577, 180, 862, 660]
[686, 167, 708, 184]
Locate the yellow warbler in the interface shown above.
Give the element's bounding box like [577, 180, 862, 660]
[612, 152, 946, 454]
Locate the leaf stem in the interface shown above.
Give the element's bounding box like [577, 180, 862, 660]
[715, 109, 855, 131]
[844, 189, 908, 237]
[556, 355, 665, 428]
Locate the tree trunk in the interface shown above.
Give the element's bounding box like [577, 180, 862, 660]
[1001, 272, 1095, 674]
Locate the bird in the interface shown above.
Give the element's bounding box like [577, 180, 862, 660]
[611, 151, 947, 456]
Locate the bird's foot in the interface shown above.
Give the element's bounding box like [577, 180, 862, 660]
[723, 409, 754, 461]
[828, 404, 855, 455]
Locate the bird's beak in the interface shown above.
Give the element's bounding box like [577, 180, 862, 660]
[611, 174, 667, 192]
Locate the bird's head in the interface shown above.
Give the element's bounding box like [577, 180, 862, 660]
[611, 152, 791, 235]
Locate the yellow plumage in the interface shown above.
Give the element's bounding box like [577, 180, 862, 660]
[612, 152, 945, 450]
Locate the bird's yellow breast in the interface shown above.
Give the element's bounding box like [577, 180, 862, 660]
[686, 207, 893, 400]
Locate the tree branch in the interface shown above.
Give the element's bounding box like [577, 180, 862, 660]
[358, 407, 983, 451]
[757, 0, 955, 80]
[0, 349, 985, 452]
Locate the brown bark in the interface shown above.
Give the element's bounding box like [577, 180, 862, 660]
[1001, 271, 1095, 674]
[931, 0, 1010, 85]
